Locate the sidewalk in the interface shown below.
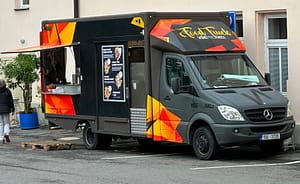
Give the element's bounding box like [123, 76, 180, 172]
[7, 125, 83, 149]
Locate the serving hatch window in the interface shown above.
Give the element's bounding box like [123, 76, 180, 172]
[42, 45, 80, 92]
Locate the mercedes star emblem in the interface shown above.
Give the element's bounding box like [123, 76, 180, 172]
[263, 109, 273, 120]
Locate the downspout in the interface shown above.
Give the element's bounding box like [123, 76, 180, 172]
[74, 0, 79, 18]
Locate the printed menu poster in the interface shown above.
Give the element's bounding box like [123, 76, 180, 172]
[102, 45, 125, 102]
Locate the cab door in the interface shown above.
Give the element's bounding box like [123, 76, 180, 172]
[158, 53, 195, 143]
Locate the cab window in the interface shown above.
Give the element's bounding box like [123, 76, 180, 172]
[166, 57, 191, 92]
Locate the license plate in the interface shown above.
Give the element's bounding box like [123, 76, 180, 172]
[259, 133, 280, 141]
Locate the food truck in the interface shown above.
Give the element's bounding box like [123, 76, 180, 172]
[3, 12, 295, 159]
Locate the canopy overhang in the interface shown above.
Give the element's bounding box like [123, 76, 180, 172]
[0, 42, 80, 54]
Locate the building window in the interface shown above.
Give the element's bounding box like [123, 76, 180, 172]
[236, 14, 244, 38]
[265, 14, 288, 93]
[15, 0, 29, 10]
[268, 17, 287, 39]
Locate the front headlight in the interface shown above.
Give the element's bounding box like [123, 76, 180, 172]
[287, 102, 293, 117]
[217, 105, 245, 121]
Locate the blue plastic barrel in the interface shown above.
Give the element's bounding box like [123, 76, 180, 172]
[19, 112, 39, 130]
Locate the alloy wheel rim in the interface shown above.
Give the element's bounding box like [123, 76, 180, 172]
[197, 134, 209, 154]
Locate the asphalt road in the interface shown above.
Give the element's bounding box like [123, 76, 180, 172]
[0, 127, 299, 184]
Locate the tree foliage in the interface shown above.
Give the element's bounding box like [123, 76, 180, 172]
[3, 54, 40, 114]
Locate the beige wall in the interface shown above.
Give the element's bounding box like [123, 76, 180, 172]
[0, 0, 299, 124]
[286, 5, 300, 124]
[0, 0, 74, 109]
[0, 0, 74, 51]
[78, 0, 294, 70]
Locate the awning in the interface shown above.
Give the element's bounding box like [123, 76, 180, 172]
[0, 42, 80, 54]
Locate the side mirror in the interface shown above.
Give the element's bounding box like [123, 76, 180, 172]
[264, 73, 271, 85]
[171, 78, 181, 94]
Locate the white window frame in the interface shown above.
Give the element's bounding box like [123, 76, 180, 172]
[264, 13, 288, 94]
[15, 0, 29, 10]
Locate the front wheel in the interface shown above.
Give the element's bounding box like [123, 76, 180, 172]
[83, 124, 112, 150]
[192, 126, 219, 160]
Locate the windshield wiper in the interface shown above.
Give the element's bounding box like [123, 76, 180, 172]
[242, 84, 267, 88]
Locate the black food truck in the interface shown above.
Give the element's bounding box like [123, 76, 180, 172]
[3, 12, 295, 159]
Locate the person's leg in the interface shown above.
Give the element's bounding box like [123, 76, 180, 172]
[0, 114, 5, 143]
[3, 114, 10, 143]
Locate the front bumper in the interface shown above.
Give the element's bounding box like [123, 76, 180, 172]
[212, 118, 295, 146]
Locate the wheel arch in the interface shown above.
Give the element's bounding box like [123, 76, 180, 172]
[188, 113, 217, 144]
[76, 119, 96, 131]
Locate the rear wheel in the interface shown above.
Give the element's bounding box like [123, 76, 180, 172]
[192, 126, 218, 160]
[83, 124, 112, 150]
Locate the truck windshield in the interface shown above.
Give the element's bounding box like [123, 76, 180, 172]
[189, 55, 267, 89]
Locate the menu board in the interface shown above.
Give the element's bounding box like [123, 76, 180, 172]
[102, 45, 125, 102]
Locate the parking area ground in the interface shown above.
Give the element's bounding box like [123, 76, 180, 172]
[1, 126, 299, 184]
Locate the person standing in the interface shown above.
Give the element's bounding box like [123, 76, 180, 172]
[0, 78, 15, 144]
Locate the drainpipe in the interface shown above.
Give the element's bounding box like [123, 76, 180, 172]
[74, 0, 79, 18]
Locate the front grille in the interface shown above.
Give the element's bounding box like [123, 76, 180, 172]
[244, 107, 286, 122]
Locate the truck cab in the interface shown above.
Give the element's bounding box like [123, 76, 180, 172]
[160, 52, 294, 159]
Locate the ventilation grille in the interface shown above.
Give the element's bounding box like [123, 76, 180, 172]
[258, 87, 273, 92]
[244, 107, 286, 122]
[130, 108, 147, 136]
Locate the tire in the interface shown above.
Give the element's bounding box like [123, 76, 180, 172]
[192, 126, 218, 160]
[259, 141, 283, 154]
[83, 124, 112, 150]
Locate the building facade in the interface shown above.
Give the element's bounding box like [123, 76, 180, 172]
[0, 0, 299, 144]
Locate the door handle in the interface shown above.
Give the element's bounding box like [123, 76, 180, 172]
[163, 96, 171, 101]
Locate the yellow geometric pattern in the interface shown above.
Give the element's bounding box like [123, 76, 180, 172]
[146, 95, 183, 143]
